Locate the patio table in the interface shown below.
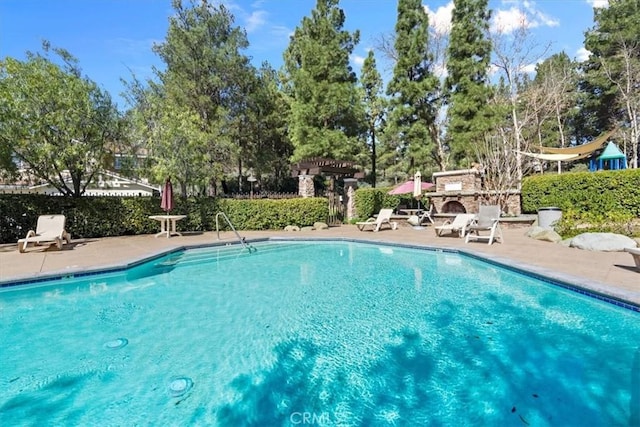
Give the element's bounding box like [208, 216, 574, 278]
[149, 215, 186, 238]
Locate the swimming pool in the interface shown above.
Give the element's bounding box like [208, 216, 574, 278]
[1, 240, 638, 426]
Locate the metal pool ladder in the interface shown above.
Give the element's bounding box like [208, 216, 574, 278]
[215, 212, 256, 252]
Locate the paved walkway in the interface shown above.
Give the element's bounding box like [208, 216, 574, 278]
[1, 223, 638, 306]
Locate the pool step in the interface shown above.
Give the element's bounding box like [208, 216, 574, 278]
[154, 242, 306, 269]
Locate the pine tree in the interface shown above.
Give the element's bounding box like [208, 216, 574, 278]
[283, 0, 365, 162]
[386, 0, 440, 173]
[142, 0, 256, 193]
[360, 50, 386, 187]
[581, 0, 640, 167]
[445, 0, 493, 166]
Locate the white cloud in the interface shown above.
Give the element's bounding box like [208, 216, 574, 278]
[576, 47, 591, 61]
[586, 0, 609, 8]
[491, 1, 559, 34]
[491, 7, 529, 33]
[351, 54, 366, 67]
[520, 62, 537, 73]
[424, 2, 454, 35]
[245, 10, 267, 33]
[270, 25, 294, 40]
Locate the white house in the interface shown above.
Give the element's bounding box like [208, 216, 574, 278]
[1, 171, 159, 196]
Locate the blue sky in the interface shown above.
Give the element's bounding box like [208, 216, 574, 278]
[0, 0, 608, 109]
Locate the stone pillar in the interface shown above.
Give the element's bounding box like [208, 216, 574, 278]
[343, 178, 358, 221]
[298, 175, 315, 198]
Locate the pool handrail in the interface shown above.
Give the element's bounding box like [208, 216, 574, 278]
[215, 211, 255, 252]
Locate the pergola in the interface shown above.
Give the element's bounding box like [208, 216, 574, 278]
[290, 157, 361, 178]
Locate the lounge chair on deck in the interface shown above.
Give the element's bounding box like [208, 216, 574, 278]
[434, 214, 476, 237]
[356, 208, 395, 232]
[624, 247, 640, 271]
[18, 215, 71, 253]
[465, 205, 503, 245]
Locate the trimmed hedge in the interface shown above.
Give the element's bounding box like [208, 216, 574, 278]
[521, 169, 640, 216]
[355, 187, 401, 220]
[0, 194, 328, 244]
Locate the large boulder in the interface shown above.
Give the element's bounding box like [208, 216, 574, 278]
[569, 232, 638, 252]
[284, 225, 300, 232]
[313, 222, 329, 230]
[526, 226, 562, 243]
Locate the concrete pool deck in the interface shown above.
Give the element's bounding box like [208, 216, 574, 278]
[1, 223, 638, 306]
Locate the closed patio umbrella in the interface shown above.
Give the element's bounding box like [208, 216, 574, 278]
[413, 171, 422, 199]
[160, 178, 174, 213]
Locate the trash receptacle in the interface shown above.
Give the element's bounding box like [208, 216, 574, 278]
[538, 207, 562, 230]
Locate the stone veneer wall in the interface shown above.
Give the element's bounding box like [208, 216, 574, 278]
[298, 175, 315, 198]
[429, 193, 521, 215]
[433, 169, 482, 192]
[343, 178, 358, 221]
[428, 169, 521, 215]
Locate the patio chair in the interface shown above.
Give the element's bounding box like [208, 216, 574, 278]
[465, 205, 503, 245]
[18, 214, 71, 253]
[356, 208, 395, 232]
[418, 203, 435, 225]
[624, 247, 640, 271]
[434, 213, 476, 237]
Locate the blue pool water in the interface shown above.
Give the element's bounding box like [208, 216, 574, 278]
[1, 240, 639, 426]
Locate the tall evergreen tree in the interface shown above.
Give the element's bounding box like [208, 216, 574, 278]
[243, 63, 293, 190]
[445, 0, 493, 166]
[581, 0, 640, 167]
[386, 0, 440, 173]
[359, 50, 386, 187]
[136, 0, 256, 194]
[283, 0, 365, 162]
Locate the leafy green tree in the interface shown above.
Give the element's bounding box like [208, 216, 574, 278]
[0, 45, 118, 197]
[283, 0, 365, 162]
[386, 0, 440, 173]
[445, 0, 493, 166]
[359, 50, 386, 187]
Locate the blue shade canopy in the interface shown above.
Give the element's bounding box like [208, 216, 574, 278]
[597, 141, 626, 160]
[590, 141, 627, 171]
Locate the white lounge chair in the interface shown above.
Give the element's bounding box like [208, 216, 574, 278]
[465, 205, 503, 245]
[624, 247, 640, 271]
[356, 208, 395, 232]
[434, 214, 475, 237]
[18, 215, 71, 253]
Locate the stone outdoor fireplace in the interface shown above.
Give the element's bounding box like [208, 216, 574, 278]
[426, 169, 521, 215]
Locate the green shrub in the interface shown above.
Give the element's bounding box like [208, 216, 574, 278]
[353, 188, 402, 220]
[555, 208, 639, 238]
[0, 194, 328, 244]
[522, 169, 640, 216]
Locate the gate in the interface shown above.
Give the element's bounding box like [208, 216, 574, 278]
[326, 190, 345, 226]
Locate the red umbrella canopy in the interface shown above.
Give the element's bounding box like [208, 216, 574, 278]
[388, 180, 434, 195]
[160, 178, 174, 212]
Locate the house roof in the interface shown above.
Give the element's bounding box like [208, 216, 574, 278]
[28, 170, 159, 192]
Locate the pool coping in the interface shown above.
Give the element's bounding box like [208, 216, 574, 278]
[1, 236, 638, 313]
